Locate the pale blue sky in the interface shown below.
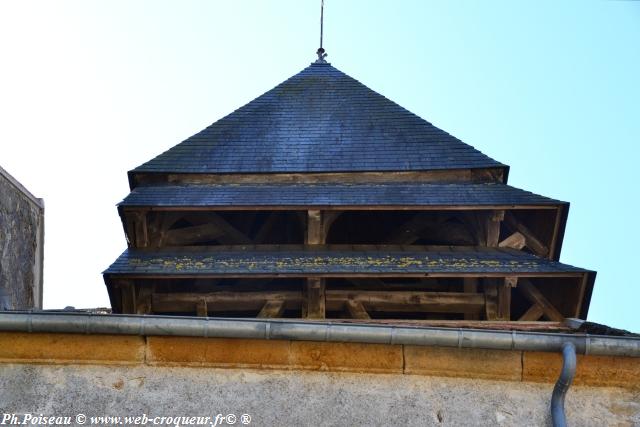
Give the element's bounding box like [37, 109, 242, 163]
[1, 1, 638, 330]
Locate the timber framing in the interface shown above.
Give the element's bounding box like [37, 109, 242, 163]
[104, 245, 595, 321]
[106, 275, 591, 321]
[119, 205, 567, 260]
[128, 168, 508, 189]
[104, 61, 595, 326]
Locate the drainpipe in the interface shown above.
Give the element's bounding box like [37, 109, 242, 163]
[551, 342, 576, 427]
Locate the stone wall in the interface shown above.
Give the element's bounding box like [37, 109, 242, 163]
[0, 332, 639, 425]
[0, 166, 43, 309]
[0, 364, 638, 426]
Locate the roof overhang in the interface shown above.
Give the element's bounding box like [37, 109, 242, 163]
[103, 245, 587, 278]
[118, 182, 563, 211]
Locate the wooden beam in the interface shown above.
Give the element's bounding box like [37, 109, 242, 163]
[346, 278, 445, 291]
[207, 213, 253, 244]
[323, 210, 341, 238]
[118, 280, 136, 314]
[254, 213, 279, 243]
[154, 212, 184, 247]
[306, 209, 323, 244]
[484, 281, 498, 320]
[152, 290, 485, 316]
[574, 273, 589, 318]
[306, 209, 341, 245]
[326, 291, 485, 313]
[133, 168, 506, 186]
[196, 299, 208, 317]
[504, 212, 549, 257]
[385, 212, 439, 244]
[164, 223, 224, 246]
[345, 278, 389, 289]
[305, 210, 327, 319]
[135, 286, 153, 314]
[123, 214, 136, 247]
[499, 231, 526, 250]
[316, 319, 569, 332]
[518, 279, 564, 321]
[304, 278, 326, 319]
[345, 299, 371, 319]
[463, 278, 480, 320]
[133, 212, 149, 248]
[519, 303, 544, 321]
[548, 206, 564, 259]
[496, 277, 516, 321]
[486, 210, 505, 247]
[152, 291, 301, 313]
[146, 212, 162, 247]
[257, 300, 286, 318]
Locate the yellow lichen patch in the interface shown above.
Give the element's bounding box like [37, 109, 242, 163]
[397, 257, 423, 268]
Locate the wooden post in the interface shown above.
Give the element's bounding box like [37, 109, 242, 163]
[118, 280, 136, 314]
[497, 277, 517, 321]
[304, 277, 325, 319]
[483, 211, 506, 322]
[306, 209, 323, 244]
[463, 278, 480, 320]
[134, 211, 149, 248]
[135, 285, 153, 314]
[304, 210, 327, 319]
[486, 210, 505, 247]
[196, 299, 208, 317]
[484, 280, 498, 320]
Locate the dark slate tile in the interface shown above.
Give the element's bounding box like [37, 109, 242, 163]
[132, 63, 507, 174]
[103, 246, 586, 276]
[118, 182, 564, 207]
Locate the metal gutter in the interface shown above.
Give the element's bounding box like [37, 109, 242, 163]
[0, 312, 639, 357]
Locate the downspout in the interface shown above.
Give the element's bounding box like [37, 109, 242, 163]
[551, 342, 576, 427]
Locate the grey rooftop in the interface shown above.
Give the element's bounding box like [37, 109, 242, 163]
[104, 246, 589, 277]
[132, 63, 506, 175]
[119, 182, 563, 208]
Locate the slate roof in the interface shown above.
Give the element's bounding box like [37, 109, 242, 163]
[104, 246, 588, 277]
[132, 62, 506, 175]
[119, 182, 563, 208]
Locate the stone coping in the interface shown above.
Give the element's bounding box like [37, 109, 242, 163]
[0, 332, 638, 389]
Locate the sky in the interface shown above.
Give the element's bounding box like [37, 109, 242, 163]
[1, 1, 638, 331]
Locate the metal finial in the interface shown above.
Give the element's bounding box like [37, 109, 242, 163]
[315, 0, 328, 63]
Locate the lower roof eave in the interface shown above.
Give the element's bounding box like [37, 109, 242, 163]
[104, 272, 588, 280]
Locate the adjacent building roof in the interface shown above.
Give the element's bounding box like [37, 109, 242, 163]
[119, 182, 563, 209]
[104, 246, 588, 277]
[131, 62, 506, 175]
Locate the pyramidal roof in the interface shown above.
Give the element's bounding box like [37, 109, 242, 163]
[133, 62, 506, 175]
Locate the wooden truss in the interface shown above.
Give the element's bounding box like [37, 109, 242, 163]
[109, 204, 587, 323]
